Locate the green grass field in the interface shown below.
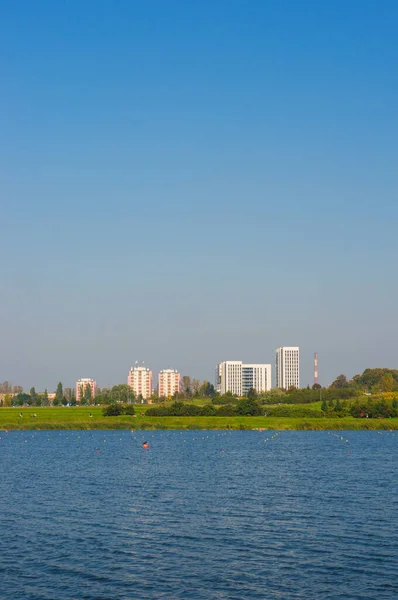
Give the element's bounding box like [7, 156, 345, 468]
[0, 406, 397, 430]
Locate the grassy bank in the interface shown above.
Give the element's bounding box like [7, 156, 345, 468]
[0, 407, 397, 430]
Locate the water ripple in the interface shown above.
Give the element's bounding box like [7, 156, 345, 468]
[0, 430, 397, 599]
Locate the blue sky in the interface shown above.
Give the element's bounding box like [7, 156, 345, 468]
[1, 0, 397, 390]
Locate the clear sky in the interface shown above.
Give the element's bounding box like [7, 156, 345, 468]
[1, 0, 397, 391]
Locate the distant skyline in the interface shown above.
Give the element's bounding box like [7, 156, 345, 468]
[0, 348, 389, 393]
[1, 1, 397, 390]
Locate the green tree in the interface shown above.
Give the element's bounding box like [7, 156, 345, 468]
[110, 384, 133, 403]
[31, 387, 42, 406]
[180, 376, 192, 398]
[321, 399, 328, 412]
[381, 373, 394, 392]
[191, 378, 201, 396]
[4, 393, 11, 407]
[358, 368, 398, 391]
[330, 374, 349, 389]
[13, 393, 30, 406]
[350, 400, 365, 418]
[199, 381, 216, 397]
[247, 387, 257, 399]
[85, 384, 92, 404]
[63, 387, 75, 405]
[349, 374, 362, 387]
[55, 382, 63, 404]
[42, 389, 50, 406]
[335, 399, 343, 413]
[261, 388, 286, 404]
[374, 398, 390, 418]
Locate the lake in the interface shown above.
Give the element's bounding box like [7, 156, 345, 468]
[0, 430, 397, 599]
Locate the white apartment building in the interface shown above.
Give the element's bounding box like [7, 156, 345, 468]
[127, 364, 153, 399]
[276, 347, 300, 389]
[158, 369, 181, 397]
[215, 361, 243, 395]
[76, 378, 97, 402]
[242, 364, 272, 395]
[215, 361, 272, 395]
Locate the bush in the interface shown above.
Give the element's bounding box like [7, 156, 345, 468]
[200, 404, 217, 416]
[145, 406, 171, 416]
[146, 402, 236, 417]
[349, 398, 397, 418]
[102, 404, 137, 416]
[146, 402, 211, 417]
[184, 404, 203, 416]
[217, 404, 237, 416]
[265, 406, 321, 418]
[212, 394, 238, 405]
[103, 404, 123, 416]
[236, 399, 262, 416]
[259, 387, 359, 405]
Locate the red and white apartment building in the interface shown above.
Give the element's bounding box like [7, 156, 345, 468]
[158, 369, 181, 398]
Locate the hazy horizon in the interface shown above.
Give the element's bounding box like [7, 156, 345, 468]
[1, 1, 397, 391]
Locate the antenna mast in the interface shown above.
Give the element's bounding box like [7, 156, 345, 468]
[314, 353, 319, 386]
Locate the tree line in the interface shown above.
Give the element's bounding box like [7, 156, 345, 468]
[145, 399, 263, 417]
[329, 369, 398, 393]
[2, 367, 398, 408]
[0, 381, 23, 395]
[1, 382, 76, 407]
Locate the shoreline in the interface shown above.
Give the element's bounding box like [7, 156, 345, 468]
[1, 417, 397, 431]
[1, 407, 397, 431]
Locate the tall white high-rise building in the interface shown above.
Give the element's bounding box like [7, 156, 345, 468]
[275, 347, 300, 389]
[215, 361, 272, 395]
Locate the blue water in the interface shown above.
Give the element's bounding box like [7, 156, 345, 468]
[0, 430, 397, 600]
